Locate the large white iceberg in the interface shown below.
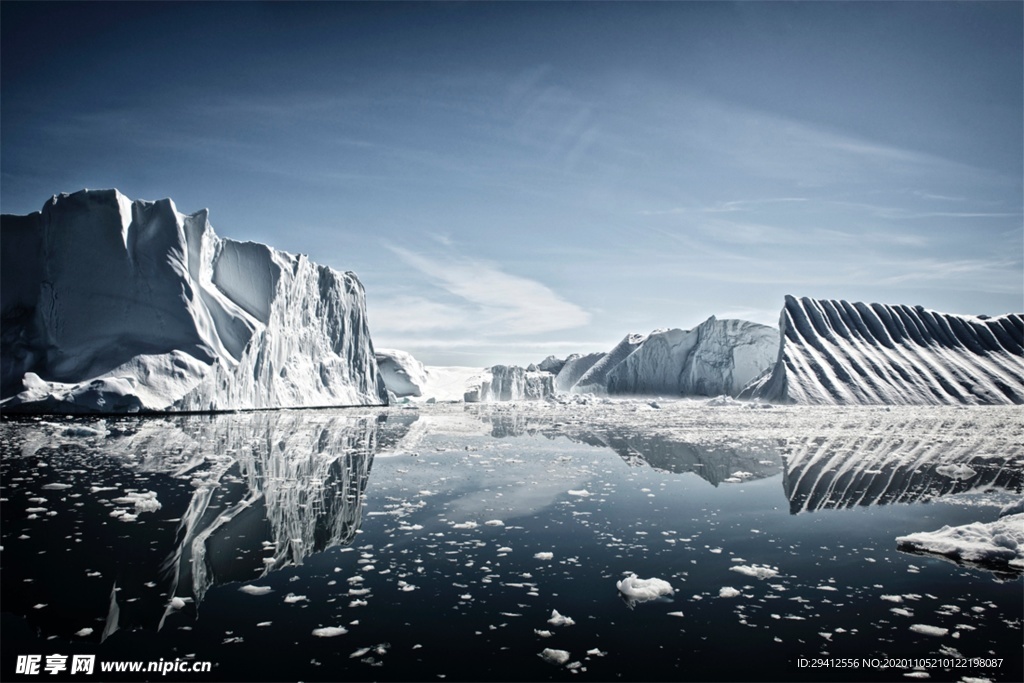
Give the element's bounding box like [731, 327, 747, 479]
[741, 295, 1024, 405]
[1, 189, 388, 413]
[605, 317, 778, 396]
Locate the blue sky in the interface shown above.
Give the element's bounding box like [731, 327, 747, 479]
[3, 1, 1021, 366]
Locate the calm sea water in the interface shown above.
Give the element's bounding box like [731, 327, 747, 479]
[1, 402, 1021, 682]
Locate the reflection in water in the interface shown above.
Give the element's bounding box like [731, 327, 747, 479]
[780, 415, 1023, 514]
[2, 410, 415, 636]
[466, 404, 1024, 513]
[468, 406, 784, 486]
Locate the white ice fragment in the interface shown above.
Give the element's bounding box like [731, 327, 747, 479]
[616, 574, 674, 603]
[534, 552, 554, 561]
[284, 594, 307, 603]
[484, 520, 505, 526]
[667, 611, 685, 618]
[547, 609, 575, 627]
[909, 624, 948, 637]
[729, 564, 779, 580]
[75, 628, 93, 637]
[312, 626, 348, 637]
[539, 648, 570, 666]
[718, 587, 741, 598]
[238, 585, 273, 596]
[567, 489, 591, 497]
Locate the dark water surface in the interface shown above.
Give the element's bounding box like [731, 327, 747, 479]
[1, 403, 1021, 682]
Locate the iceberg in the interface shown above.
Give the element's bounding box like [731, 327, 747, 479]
[896, 512, 1024, 574]
[375, 348, 429, 398]
[1, 189, 388, 413]
[741, 295, 1024, 405]
[605, 317, 778, 397]
[465, 364, 554, 402]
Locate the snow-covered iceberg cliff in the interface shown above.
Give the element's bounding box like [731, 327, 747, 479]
[1, 189, 388, 413]
[740, 296, 1023, 405]
[606, 317, 778, 397]
[376, 348, 429, 398]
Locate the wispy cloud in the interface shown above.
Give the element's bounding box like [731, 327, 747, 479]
[378, 245, 591, 336]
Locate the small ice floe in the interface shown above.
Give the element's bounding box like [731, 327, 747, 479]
[881, 594, 903, 603]
[41, 483, 72, 490]
[452, 521, 478, 529]
[891, 608, 914, 617]
[547, 609, 575, 627]
[567, 489, 591, 497]
[284, 593, 307, 603]
[586, 648, 606, 657]
[718, 587, 741, 598]
[935, 464, 977, 481]
[534, 629, 553, 638]
[238, 585, 273, 596]
[729, 564, 779, 580]
[616, 573, 674, 604]
[111, 491, 161, 512]
[534, 552, 554, 561]
[667, 611, 685, 618]
[257, 621, 272, 627]
[539, 648, 570, 666]
[312, 626, 348, 637]
[497, 547, 513, 553]
[168, 597, 189, 610]
[909, 624, 948, 637]
[75, 628, 93, 637]
[484, 520, 504, 526]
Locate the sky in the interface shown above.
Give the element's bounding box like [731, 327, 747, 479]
[2, 1, 1021, 367]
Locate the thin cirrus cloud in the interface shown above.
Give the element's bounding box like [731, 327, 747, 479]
[375, 244, 591, 337]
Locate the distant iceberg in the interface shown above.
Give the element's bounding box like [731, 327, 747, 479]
[1, 189, 388, 413]
[741, 295, 1024, 405]
[461, 316, 777, 402]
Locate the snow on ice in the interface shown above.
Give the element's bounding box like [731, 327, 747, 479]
[1, 189, 387, 413]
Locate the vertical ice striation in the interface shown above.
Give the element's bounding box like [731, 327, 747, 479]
[0, 189, 388, 412]
[741, 295, 1024, 405]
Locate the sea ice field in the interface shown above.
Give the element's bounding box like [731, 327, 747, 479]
[1, 399, 1021, 682]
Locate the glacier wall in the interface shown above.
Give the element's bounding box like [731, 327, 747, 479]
[468, 364, 555, 402]
[741, 295, 1024, 405]
[605, 317, 778, 397]
[0, 189, 388, 413]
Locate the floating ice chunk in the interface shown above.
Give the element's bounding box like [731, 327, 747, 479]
[484, 520, 505, 526]
[881, 594, 903, 603]
[586, 648, 606, 657]
[891, 608, 914, 617]
[534, 629, 553, 638]
[257, 621, 272, 627]
[497, 547, 513, 553]
[312, 626, 348, 637]
[910, 624, 948, 637]
[547, 609, 575, 627]
[539, 648, 570, 666]
[616, 574, 674, 603]
[41, 483, 72, 490]
[452, 521, 478, 529]
[350, 647, 371, 658]
[168, 597, 187, 610]
[534, 552, 554, 561]
[896, 513, 1024, 571]
[667, 611, 685, 618]
[935, 464, 977, 480]
[718, 587, 741, 598]
[729, 564, 779, 580]
[238, 585, 273, 596]
[284, 594, 307, 603]
[111, 490, 161, 513]
[75, 628, 93, 637]
[567, 489, 591, 497]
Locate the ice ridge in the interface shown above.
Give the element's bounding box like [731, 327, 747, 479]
[741, 295, 1024, 405]
[1, 189, 388, 413]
